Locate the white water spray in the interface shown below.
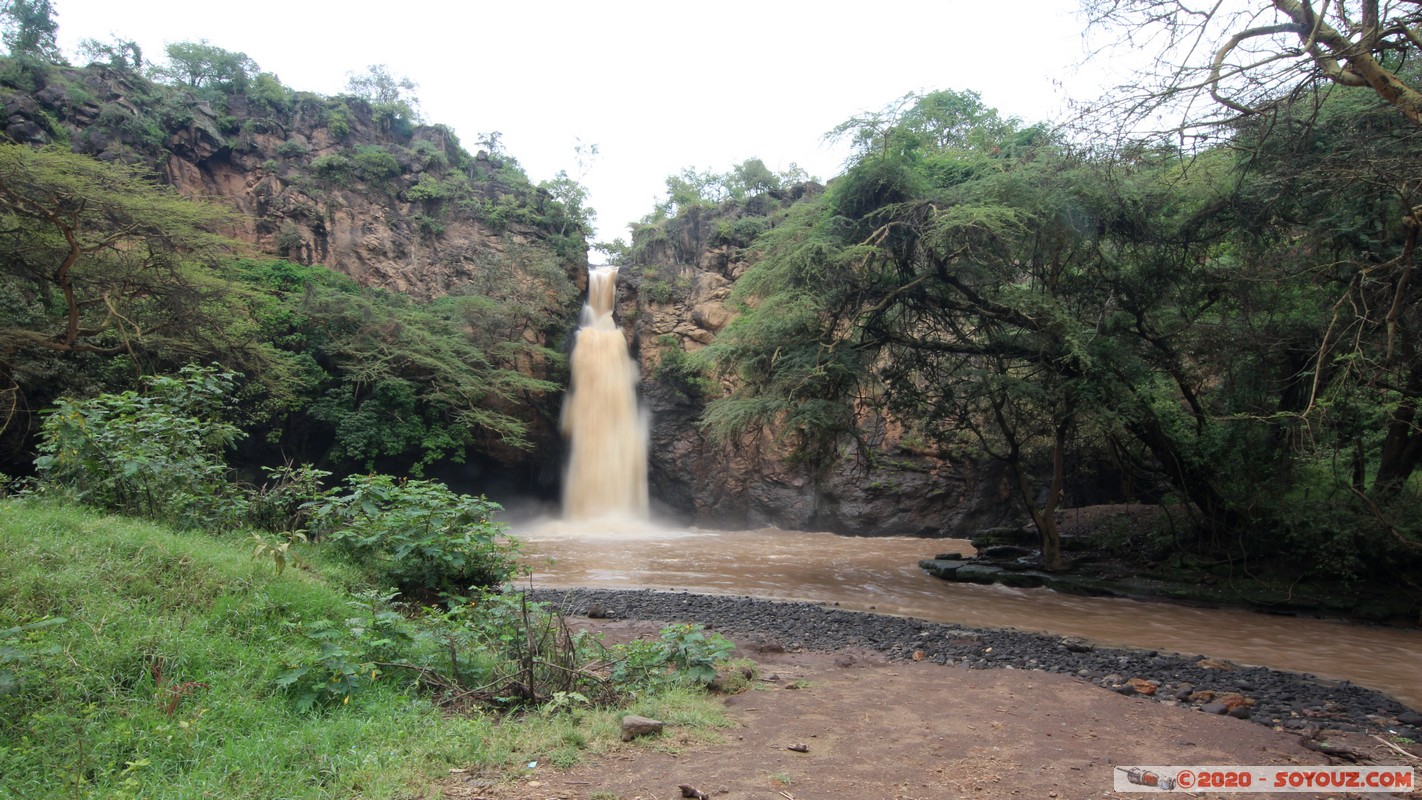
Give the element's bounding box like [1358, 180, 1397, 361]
[560, 266, 649, 520]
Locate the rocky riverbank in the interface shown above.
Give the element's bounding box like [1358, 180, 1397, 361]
[528, 588, 1421, 739]
[921, 512, 1422, 625]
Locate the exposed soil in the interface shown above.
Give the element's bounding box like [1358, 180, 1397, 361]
[437, 595, 1421, 800]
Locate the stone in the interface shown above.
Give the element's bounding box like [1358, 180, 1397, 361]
[1127, 678, 1159, 696]
[1200, 702, 1230, 715]
[1173, 683, 1194, 700]
[1227, 705, 1252, 720]
[1398, 711, 1422, 726]
[1060, 636, 1094, 653]
[1216, 692, 1252, 711]
[1196, 657, 1237, 671]
[620, 715, 665, 741]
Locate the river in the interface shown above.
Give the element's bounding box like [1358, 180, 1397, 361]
[515, 518, 1422, 709]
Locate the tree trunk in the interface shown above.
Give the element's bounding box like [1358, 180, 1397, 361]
[1372, 362, 1422, 498]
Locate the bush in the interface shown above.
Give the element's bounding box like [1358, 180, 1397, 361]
[309, 474, 517, 597]
[353, 144, 401, 181]
[275, 139, 309, 158]
[34, 365, 249, 529]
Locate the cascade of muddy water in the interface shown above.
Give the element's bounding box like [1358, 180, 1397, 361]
[560, 266, 649, 520]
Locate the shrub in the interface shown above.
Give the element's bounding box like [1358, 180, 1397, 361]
[312, 153, 352, 177]
[309, 474, 517, 597]
[34, 365, 249, 529]
[353, 144, 401, 181]
[275, 139, 309, 158]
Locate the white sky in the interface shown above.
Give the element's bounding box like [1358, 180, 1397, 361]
[54, 0, 1113, 243]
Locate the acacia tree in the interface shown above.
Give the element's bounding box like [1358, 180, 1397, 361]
[153, 40, 258, 93]
[1087, 1, 1422, 516]
[1085, 0, 1422, 130]
[0, 145, 236, 449]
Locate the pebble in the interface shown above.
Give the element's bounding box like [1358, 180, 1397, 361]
[530, 588, 1415, 734]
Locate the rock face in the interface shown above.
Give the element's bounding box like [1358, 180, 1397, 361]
[1, 61, 584, 478]
[619, 193, 1020, 536]
[1, 64, 583, 302]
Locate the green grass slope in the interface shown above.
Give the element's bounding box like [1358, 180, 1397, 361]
[0, 500, 496, 799]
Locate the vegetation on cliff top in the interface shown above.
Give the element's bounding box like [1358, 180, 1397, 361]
[0, 16, 587, 480]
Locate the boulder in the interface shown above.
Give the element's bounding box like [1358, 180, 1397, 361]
[620, 715, 665, 741]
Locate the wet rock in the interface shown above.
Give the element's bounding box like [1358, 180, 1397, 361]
[621, 715, 665, 741]
[1228, 705, 1252, 720]
[979, 545, 1037, 560]
[1398, 711, 1422, 726]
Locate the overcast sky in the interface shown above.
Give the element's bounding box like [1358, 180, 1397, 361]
[54, 0, 1116, 243]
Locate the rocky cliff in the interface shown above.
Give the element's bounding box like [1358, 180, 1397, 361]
[0, 58, 584, 480]
[0, 61, 585, 299]
[619, 191, 1020, 536]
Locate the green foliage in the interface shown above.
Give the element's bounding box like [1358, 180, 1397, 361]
[0, 502, 503, 799]
[0, 0, 61, 63]
[310, 474, 516, 596]
[311, 152, 352, 177]
[76, 35, 142, 69]
[34, 365, 249, 529]
[655, 624, 734, 686]
[244, 71, 291, 115]
[274, 138, 308, 158]
[0, 615, 64, 696]
[352, 143, 401, 181]
[654, 336, 714, 398]
[153, 40, 258, 94]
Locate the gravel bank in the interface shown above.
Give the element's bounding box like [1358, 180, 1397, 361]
[528, 588, 1421, 737]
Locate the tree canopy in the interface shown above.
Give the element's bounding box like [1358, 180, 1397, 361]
[698, 88, 1421, 579]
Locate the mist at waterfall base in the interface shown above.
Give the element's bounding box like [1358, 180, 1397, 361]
[509, 268, 1422, 709]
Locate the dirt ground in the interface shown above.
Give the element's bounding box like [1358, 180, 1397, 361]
[438, 619, 1420, 800]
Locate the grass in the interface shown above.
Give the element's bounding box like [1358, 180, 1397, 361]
[0, 500, 732, 799]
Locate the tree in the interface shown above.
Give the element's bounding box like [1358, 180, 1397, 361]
[0, 0, 61, 62]
[153, 40, 258, 93]
[1085, 0, 1422, 130]
[76, 35, 142, 69]
[0, 145, 236, 446]
[344, 64, 418, 107]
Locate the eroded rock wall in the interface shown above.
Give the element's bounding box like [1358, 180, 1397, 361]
[619, 191, 1020, 536]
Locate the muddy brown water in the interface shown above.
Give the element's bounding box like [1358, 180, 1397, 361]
[515, 518, 1422, 710]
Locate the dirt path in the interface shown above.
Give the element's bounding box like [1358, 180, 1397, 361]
[438, 619, 1419, 800]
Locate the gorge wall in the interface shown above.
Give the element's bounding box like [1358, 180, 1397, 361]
[618, 193, 1021, 536]
[1, 61, 585, 478]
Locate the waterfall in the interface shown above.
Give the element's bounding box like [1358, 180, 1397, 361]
[561, 266, 649, 520]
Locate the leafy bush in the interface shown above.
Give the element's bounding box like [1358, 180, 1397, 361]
[34, 365, 249, 529]
[275, 139, 309, 158]
[656, 624, 734, 685]
[309, 474, 517, 596]
[654, 337, 715, 398]
[353, 144, 401, 181]
[312, 153, 352, 177]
